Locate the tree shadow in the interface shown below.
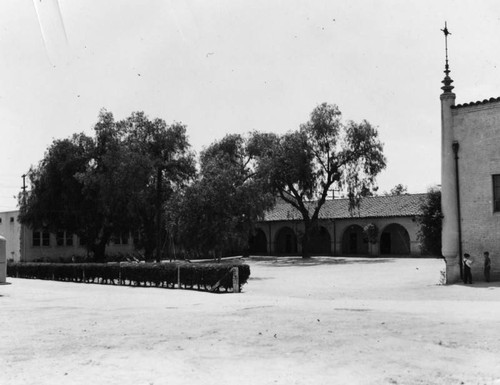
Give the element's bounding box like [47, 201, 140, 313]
[247, 256, 395, 267]
[458, 281, 500, 288]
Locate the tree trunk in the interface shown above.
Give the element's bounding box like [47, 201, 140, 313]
[301, 226, 311, 259]
[92, 228, 111, 262]
[92, 240, 107, 263]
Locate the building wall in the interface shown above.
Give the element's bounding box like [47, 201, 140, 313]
[21, 228, 135, 262]
[450, 101, 500, 281]
[0, 211, 21, 262]
[0, 210, 136, 262]
[255, 216, 421, 257]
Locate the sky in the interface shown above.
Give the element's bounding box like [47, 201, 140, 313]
[1, 0, 500, 211]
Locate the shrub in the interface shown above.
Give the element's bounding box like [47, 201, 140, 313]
[7, 261, 250, 292]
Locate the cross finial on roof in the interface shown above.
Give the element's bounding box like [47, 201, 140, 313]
[441, 21, 454, 93]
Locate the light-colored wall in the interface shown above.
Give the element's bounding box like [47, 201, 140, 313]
[441, 92, 460, 283]
[21, 228, 135, 262]
[0, 211, 21, 262]
[450, 100, 500, 281]
[256, 216, 421, 257]
[0, 210, 136, 262]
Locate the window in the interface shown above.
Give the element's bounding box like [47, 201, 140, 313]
[57, 231, 65, 246]
[33, 230, 50, 247]
[112, 232, 129, 245]
[10, 217, 14, 223]
[33, 230, 41, 246]
[494, 175, 500, 212]
[56, 231, 74, 247]
[42, 231, 50, 246]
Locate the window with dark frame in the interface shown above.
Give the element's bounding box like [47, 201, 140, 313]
[33, 230, 50, 247]
[42, 231, 50, 246]
[494, 175, 500, 212]
[57, 231, 65, 246]
[33, 230, 41, 246]
[56, 231, 74, 247]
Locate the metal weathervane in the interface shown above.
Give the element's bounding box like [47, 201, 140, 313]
[441, 22, 451, 68]
[441, 21, 454, 93]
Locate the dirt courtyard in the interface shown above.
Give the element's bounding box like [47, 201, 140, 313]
[1, 257, 500, 385]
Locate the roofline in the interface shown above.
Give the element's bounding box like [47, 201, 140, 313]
[452, 97, 500, 109]
[258, 214, 419, 223]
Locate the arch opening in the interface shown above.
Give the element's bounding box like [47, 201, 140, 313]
[275, 226, 298, 255]
[249, 228, 267, 254]
[380, 223, 411, 255]
[309, 226, 331, 255]
[341, 224, 369, 255]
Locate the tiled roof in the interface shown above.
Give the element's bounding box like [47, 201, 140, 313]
[452, 97, 500, 109]
[261, 193, 426, 222]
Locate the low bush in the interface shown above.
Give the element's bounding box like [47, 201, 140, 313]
[7, 261, 250, 292]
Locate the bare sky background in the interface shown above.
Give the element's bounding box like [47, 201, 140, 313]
[1, 0, 500, 210]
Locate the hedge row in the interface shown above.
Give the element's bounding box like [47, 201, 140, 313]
[7, 262, 250, 292]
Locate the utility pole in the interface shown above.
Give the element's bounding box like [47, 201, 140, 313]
[21, 174, 27, 201]
[21, 173, 27, 262]
[156, 166, 162, 261]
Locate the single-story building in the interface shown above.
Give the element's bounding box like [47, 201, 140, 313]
[0, 210, 134, 262]
[250, 194, 426, 257]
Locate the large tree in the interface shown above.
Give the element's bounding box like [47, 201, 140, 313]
[19, 133, 94, 240]
[168, 134, 274, 259]
[119, 112, 195, 260]
[19, 110, 195, 261]
[252, 103, 386, 258]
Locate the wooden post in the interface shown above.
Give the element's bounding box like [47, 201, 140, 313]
[0, 236, 6, 284]
[177, 266, 181, 289]
[232, 267, 239, 293]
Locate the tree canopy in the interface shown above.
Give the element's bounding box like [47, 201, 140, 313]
[19, 110, 195, 261]
[417, 187, 442, 256]
[251, 102, 386, 257]
[386, 184, 408, 196]
[167, 134, 274, 259]
[20, 102, 387, 261]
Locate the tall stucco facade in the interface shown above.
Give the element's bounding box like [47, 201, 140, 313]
[441, 61, 500, 282]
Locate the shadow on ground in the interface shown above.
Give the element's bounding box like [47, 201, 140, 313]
[458, 281, 500, 289]
[247, 256, 395, 267]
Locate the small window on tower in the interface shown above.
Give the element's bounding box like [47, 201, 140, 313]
[493, 175, 500, 212]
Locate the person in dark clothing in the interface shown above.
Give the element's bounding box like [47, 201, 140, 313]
[463, 253, 473, 284]
[484, 251, 491, 283]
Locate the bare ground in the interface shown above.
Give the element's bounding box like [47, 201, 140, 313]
[1, 256, 500, 385]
